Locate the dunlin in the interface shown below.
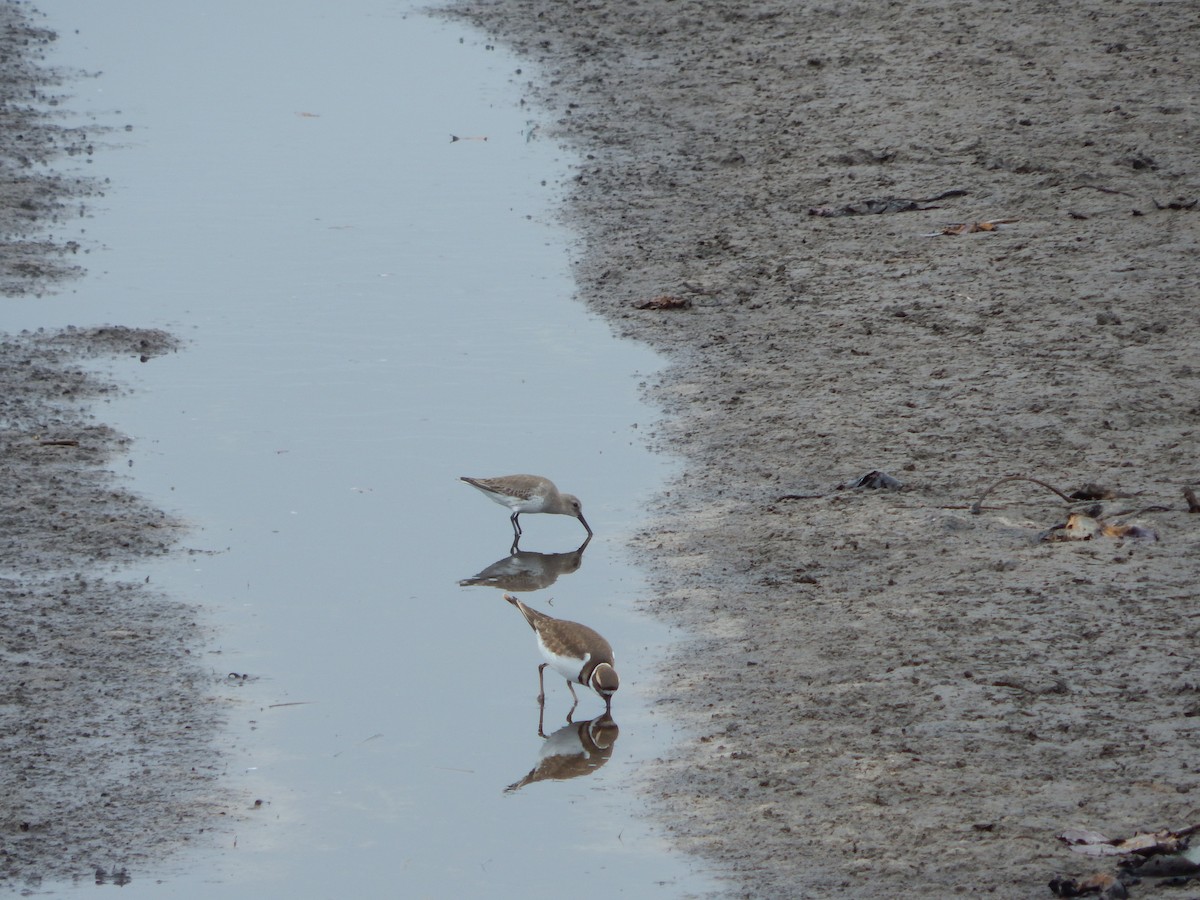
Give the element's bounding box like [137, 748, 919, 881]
[460, 474, 592, 538]
[503, 593, 618, 714]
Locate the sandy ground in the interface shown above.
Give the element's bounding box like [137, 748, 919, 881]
[445, 0, 1200, 896]
[0, 7, 234, 889]
[4, 0, 1198, 895]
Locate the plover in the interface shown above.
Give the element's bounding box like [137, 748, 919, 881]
[503, 593, 618, 715]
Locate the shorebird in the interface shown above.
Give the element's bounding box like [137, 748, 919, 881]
[503, 593, 618, 716]
[460, 474, 592, 539]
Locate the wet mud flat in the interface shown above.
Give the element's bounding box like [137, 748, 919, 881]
[0, 6, 233, 889]
[447, 0, 1200, 896]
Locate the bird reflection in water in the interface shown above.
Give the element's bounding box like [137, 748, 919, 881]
[458, 535, 591, 593]
[504, 712, 619, 793]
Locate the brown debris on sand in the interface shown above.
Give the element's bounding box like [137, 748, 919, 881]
[633, 294, 692, 310]
[931, 218, 1019, 235]
[440, 0, 1200, 894]
[808, 189, 968, 217]
[1053, 824, 1200, 897]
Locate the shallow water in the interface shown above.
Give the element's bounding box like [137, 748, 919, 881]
[15, 2, 711, 896]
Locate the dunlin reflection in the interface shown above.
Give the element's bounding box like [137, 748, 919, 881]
[459, 537, 590, 593]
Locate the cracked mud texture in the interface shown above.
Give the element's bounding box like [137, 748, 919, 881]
[0, 6, 232, 890]
[447, 0, 1200, 896]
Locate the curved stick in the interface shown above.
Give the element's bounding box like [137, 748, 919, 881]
[970, 475, 1074, 514]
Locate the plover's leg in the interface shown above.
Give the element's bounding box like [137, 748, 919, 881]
[565, 680, 580, 722]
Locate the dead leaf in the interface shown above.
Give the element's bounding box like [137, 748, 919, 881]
[633, 294, 692, 310]
[1152, 197, 1197, 210]
[933, 218, 1019, 235]
[1069, 483, 1120, 501]
[808, 189, 967, 217]
[1041, 512, 1157, 543]
[1049, 872, 1128, 897]
[1059, 825, 1199, 858]
[1060, 829, 1114, 848]
[1100, 522, 1158, 541]
[1041, 513, 1102, 542]
[837, 470, 903, 490]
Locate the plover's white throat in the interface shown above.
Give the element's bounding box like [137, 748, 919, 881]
[460, 474, 592, 539]
[503, 593, 618, 715]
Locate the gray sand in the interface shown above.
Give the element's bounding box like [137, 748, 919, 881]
[0, 6, 236, 889]
[3, 0, 1198, 894]
[445, 0, 1200, 895]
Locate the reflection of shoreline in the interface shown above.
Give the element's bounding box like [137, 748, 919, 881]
[505, 713, 619, 793]
[458, 536, 590, 593]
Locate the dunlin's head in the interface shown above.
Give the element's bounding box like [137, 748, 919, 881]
[561, 493, 592, 535]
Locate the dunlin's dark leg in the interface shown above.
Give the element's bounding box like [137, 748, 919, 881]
[510, 512, 523, 536]
[536, 662, 547, 704]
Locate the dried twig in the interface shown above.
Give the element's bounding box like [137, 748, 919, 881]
[1106, 505, 1172, 520]
[1070, 184, 1134, 197]
[970, 475, 1074, 514]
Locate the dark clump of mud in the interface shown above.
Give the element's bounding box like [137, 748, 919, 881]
[0, 6, 234, 890]
[446, 0, 1200, 896]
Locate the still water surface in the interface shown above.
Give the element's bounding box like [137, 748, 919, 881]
[16, 2, 711, 896]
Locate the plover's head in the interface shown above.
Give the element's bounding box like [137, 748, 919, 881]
[590, 662, 619, 704]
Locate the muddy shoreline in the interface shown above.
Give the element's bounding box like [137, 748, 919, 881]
[3, 0, 1198, 895]
[0, 6, 233, 888]
[446, 0, 1200, 896]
